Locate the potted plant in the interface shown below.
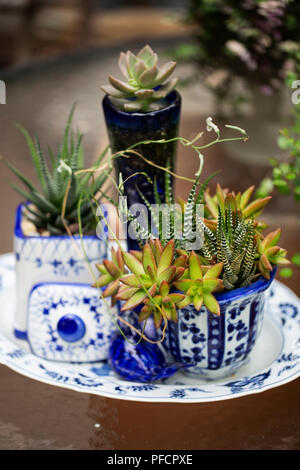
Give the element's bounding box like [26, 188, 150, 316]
[95, 119, 290, 380]
[101, 44, 181, 211]
[3, 107, 114, 363]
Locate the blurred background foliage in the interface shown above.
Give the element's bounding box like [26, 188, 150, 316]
[0, 0, 299, 280]
[169, 0, 300, 116]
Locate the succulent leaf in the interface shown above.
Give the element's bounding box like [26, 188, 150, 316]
[142, 242, 157, 274]
[120, 290, 148, 311]
[116, 286, 139, 300]
[123, 252, 145, 277]
[203, 293, 220, 316]
[158, 266, 176, 283]
[240, 185, 255, 209]
[157, 239, 174, 275]
[189, 251, 203, 280]
[118, 52, 130, 79]
[204, 262, 223, 279]
[155, 61, 176, 84]
[119, 274, 141, 288]
[108, 75, 136, 93]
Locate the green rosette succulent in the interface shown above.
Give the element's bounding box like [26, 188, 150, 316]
[94, 247, 127, 306]
[139, 281, 185, 329]
[101, 44, 178, 112]
[95, 240, 224, 328]
[116, 239, 186, 312]
[256, 228, 290, 279]
[174, 253, 224, 316]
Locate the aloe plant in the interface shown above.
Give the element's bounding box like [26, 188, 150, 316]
[199, 205, 258, 289]
[130, 168, 217, 249]
[101, 44, 178, 112]
[4, 106, 112, 235]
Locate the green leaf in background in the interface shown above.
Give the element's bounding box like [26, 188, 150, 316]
[255, 177, 273, 198]
[291, 253, 300, 267]
[279, 268, 293, 278]
[268, 157, 278, 166]
[277, 135, 291, 150]
[273, 179, 290, 194]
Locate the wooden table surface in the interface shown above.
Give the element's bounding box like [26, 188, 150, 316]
[0, 42, 299, 450]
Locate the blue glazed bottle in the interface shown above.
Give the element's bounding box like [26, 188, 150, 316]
[102, 91, 181, 248]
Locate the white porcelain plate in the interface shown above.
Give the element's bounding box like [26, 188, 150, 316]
[0, 253, 300, 403]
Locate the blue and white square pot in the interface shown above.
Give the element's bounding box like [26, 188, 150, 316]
[13, 203, 113, 362]
[160, 271, 276, 380]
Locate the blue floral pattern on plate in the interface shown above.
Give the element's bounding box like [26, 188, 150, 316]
[0, 254, 299, 402]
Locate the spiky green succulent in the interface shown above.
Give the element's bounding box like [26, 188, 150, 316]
[130, 166, 218, 249]
[199, 194, 289, 286]
[101, 44, 178, 112]
[4, 106, 112, 235]
[199, 205, 258, 290]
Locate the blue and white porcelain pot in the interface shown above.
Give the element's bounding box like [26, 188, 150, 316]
[13, 203, 113, 362]
[160, 271, 277, 380]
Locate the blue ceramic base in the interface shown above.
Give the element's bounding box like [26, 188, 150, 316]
[109, 331, 181, 382]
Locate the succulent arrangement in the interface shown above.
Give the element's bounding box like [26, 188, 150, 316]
[92, 117, 289, 331]
[3, 107, 111, 235]
[101, 44, 178, 112]
[95, 164, 289, 328]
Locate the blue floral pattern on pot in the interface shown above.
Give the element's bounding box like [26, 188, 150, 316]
[27, 283, 114, 362]
[14, 203, 108, 348]
[164, 272, 275, 380]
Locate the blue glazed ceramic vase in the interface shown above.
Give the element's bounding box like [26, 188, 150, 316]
[159, 271, 277, 380]
[102, 91, 181, 250]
